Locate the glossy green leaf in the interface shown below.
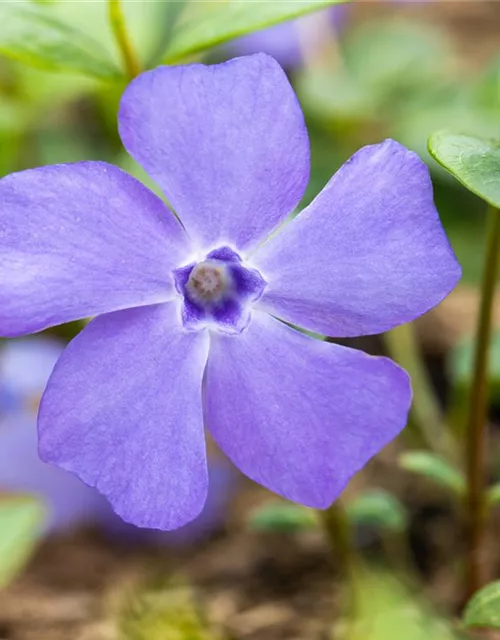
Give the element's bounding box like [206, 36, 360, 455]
[0, 1, 122, 80]
[247, 502, 317, 533]
[428, 131, 500, 208]
[344, 564, 463, 640]
[463, 580, 500, 630]
[398, 451, 466, 496]
[346, 490, 408, 533]
[0, 496, 45, 588]
[161, 0, 348, 63]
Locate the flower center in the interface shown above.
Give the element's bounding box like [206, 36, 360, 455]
[186, 262, 228, 303]
[173, 246, 266, 335]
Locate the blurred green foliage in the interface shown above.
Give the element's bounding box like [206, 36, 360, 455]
[339, 564, 464, 640]
[449, 332, 500, 402]
[118, 585, 223, 640]
[463, 579, 500, 631]
[0, 495, 44, 588]
[345, 490, 408, 534]
[398, 451, 466, 497]
[248, 501, 317, 533]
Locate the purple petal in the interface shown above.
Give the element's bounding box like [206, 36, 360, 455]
[38, 302, 209, 530]
[205, 312, 411, 509]
[0, 162, 190, 337]
[119, 54, 309, 252]
[100, 456, 238, 546]
[252, 140, 461, 337]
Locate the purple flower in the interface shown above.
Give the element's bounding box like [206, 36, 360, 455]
[233, 7, 348, 68]
[0, 55, 460, 530]
[0, 338, 108, 533]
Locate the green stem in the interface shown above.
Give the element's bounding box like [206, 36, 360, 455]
[384, 323, 456, 460]
[317, 501, 354, 582]
[464, 205, 500, 600]
[108, 0, 141, 79]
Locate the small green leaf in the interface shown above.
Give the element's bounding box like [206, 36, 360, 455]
[161, 0, 348, 63]
[0, 495, 45, 588]
[248, 502, 317, 533]
[428, 131, 500, 208]
[0, 1, 122, 80]
[398, 451, 466, 496]
[346, 490, 408, 533]
[463, 580, 500, 630]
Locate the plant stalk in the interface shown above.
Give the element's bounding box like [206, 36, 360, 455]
[464, 204, 500, 600]
[317, 500, 354, 582]
[108, 0, 141, 80]
[384, 323, 457, 460]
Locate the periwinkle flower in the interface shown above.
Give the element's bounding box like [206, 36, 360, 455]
[0, 55, 460, 530]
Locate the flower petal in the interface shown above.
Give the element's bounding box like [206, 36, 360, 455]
[38, 302, 209, 530]
[252, 140, 461, 337]
[0, 162, 189, 337]
[119, 54, 309, 252]
[205, 312, 411, 509]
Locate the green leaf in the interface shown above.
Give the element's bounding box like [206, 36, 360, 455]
[428, 131, 500, 208]
[343, 564, 464, 640]
[161, 0, 349, 63]
[0, 1, 122, 80]
[463, 580, 500, 630]
[146, 0, 189, 68]
[398, 451, 466, 496]
[247, 502, 317, 533]
[0, 495, 45, 588]
[346, 490, 408, 533]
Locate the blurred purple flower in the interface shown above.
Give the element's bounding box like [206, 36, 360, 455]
[0, 338, 108, 533]
[0, 339, 235, 540]
[233, 6, 348, 68]
[0, 55, 460, 531]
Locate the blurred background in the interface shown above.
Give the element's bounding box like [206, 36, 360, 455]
[1, 1, 500, 639]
